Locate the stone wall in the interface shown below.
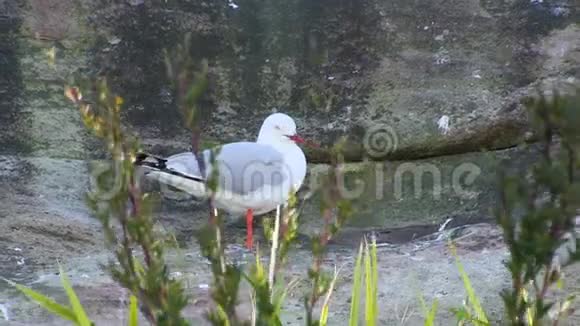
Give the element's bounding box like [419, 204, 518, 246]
[1, 0, 579, 229]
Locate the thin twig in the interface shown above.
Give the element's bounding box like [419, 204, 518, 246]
[268, 205, 281, 293]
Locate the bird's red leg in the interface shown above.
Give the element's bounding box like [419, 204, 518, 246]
[246, 208, 254, 249]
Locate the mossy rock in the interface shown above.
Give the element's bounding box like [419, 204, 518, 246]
[3, 0, 579, 165]
[297, 143, 543, 235]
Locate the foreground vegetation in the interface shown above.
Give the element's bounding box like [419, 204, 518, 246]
[3, 36, 580, 325]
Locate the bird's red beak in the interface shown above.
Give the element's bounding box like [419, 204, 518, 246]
[288, 134, 305, 144]
[288, 134, 319, 148]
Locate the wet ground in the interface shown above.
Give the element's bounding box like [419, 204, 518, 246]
[0, 212, 509, 325]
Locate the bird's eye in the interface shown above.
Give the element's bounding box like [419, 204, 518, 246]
[275, 125, 280, 130]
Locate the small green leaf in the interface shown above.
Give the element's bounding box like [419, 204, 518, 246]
[59, 264, 93, 326]
[128, 295, 138, 326]
[370, 237, 378, 323]
[423, 299, 438, 326]
[2, 278, 77, 323]
[215, 304, 231, 326]
[319, 266, 341, 326]
[556, 277, 565, 290]
[349, 240, 364, 326]
[419, 291, 439, 326]
[450, 244, 489, 324]
[364, 237, 378, 326]
[273, 278, 299, 313]
[450, 307, 471, 322]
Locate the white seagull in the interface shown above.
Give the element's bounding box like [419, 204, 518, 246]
[134, 113, 309, 249]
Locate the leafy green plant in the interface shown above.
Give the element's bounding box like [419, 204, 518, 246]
[449, 244, 490, 326]
[495, 88, 580, 325]
[318, 264, 341, 326]
[5, 35, 195, 326]
[64, 78, 190, 325]
[3, 263, 140, 326]
[129, 294, 140, 326]
[242, 191, 302, 326]
[303, 141, 353, 326]
[424, 87, 580, 326]
[420, 296, 438, 326]
[244, 242, 300, 326]
[237, 140, 355, 326]
[364, 237, 379, 326]
[348, 235, 379, 326]
[415, 244, 487, 326]
[349, 240, 364, 326]
[163, 33, 245, 326]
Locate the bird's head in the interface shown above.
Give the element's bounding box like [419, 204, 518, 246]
[258, 113, 309, 145]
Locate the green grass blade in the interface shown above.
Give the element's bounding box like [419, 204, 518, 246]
[423, 298, 438, 326]
[451, 245, 489, 324]
[2, 278, 77, 323]
[370, 236, 378, 324]
[319, 266, 341, 326]
[349, 240, 364, 326]
[273, 278, 299, 313]
[59, 264, 93, 326]
[216, 305, 231, 326]
[128, 295, 138, 326]
[364, 239, 370, 325]
[364, 237, 376, 326]
[419, 292, 441, 325]
[320, 305, 329, 326]
[521, 288, 534, 325]
[419, 294, 438, 326]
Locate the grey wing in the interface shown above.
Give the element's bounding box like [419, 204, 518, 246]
[210, 142, 289, 196]
[165, 152, 204, 178]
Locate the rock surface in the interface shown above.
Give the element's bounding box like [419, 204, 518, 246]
[1, 0, 577, 230]
[301, 143, 543, 234]
[2, 188, 580, 325]
[1, 0, 579, 162]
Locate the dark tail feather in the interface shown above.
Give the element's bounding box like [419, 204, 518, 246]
[134, 152, 168, 169]
[134, 152, 205, 183]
